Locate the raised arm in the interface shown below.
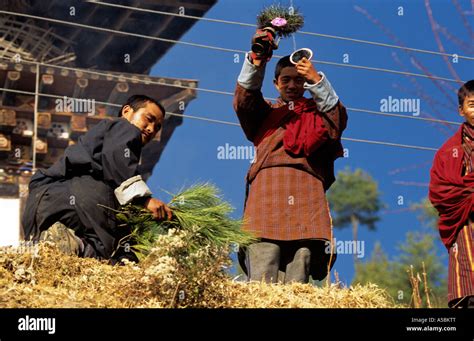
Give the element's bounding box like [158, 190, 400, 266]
[295, 57, 347, 140]
[304, 73, 348, 140]
[233, 53, 272, 142]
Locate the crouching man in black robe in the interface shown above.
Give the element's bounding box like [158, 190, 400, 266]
[22, 95, 172, 263]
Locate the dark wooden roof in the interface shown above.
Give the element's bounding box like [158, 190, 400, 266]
[1, 0, 217, 73]
[0, 0, 217, 184]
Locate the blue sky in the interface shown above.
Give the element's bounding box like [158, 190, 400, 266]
[148, 0, 473, 284]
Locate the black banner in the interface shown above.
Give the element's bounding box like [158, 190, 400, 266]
[0, 308, 472, 340]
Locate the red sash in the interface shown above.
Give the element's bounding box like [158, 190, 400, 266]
[253, 97, 329, 157]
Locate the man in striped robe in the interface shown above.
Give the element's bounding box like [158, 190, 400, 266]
[429, 80, 474, 308]
[233, 31, 347, 283]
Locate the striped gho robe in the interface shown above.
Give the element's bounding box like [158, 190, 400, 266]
[233, 53, 348, 280]
[429, 123, 474, 307]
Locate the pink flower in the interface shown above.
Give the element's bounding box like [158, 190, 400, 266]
[271, 17, 287, 27]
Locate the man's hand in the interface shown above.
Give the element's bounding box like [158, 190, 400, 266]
[251, 57, 264, 67]
[295, 57, 321, 84]
[145, 197, 173, 221]
[250, 29, 277, 66]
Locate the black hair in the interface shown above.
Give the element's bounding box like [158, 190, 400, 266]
[118, 94, 165, 117]
[274, 55, 294, 80]
[458, 80, 474, 106]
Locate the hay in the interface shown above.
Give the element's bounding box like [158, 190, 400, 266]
[0, 240, 397, 308]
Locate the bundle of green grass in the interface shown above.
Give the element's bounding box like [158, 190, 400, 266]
[113, 183, 256, 260]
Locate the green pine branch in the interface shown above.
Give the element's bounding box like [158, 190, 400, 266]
[112, 183, 256, 260]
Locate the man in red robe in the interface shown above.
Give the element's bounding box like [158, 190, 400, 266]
[429, 80, 474, 308]
[234, 31, 347, 283]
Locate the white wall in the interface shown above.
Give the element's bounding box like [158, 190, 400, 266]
[0, 198, 20, 247]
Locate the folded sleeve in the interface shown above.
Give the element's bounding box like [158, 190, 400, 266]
[114, 175, 152, 205]
[304, 72, 339, 113]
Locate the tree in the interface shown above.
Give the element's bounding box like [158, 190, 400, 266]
[353, 197, 448, 307]
[353, 233, 447, 307]
[410, 197, 439, 232]
[327, 167, 383, 263]
[353, 242, 394, 292]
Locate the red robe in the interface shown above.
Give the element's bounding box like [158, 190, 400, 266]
[429, 124, 474, 249]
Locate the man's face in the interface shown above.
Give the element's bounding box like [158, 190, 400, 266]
[459, 94, 474, 127]
[122, 101, 164, 145]
[274, 66, 306, 102]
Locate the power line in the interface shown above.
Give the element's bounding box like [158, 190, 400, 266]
[0, 86, 438, 151]
[342, 137, 437, 151]
[0, 55, 462, 127]
[88, 0, 474, 61]
[347, 107, 460, 126]
[0, 10, 465, 84]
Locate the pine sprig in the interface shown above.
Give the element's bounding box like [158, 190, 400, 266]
[256, 4, 304, 38]
[114, 183, 256, 259]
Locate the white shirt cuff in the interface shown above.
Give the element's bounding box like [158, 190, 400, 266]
[237, 52, 267, 90]
[114, 175, 152, 205]
[304, 71, 339, 112]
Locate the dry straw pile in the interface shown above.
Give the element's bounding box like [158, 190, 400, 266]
[0, 239, 396, 308]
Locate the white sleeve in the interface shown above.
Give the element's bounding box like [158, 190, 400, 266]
[304, 71, 339, 112]
[237, 52, 267, 90]
[114, 175, 152, 205]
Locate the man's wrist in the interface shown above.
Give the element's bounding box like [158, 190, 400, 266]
[133, 195, 152, 206]
[249, 52, 266, 67]
[306, 72, 322, 85]
[252, 58, 264, 67]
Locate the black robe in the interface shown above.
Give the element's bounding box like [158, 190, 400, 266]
[22, 118, 144, 259]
